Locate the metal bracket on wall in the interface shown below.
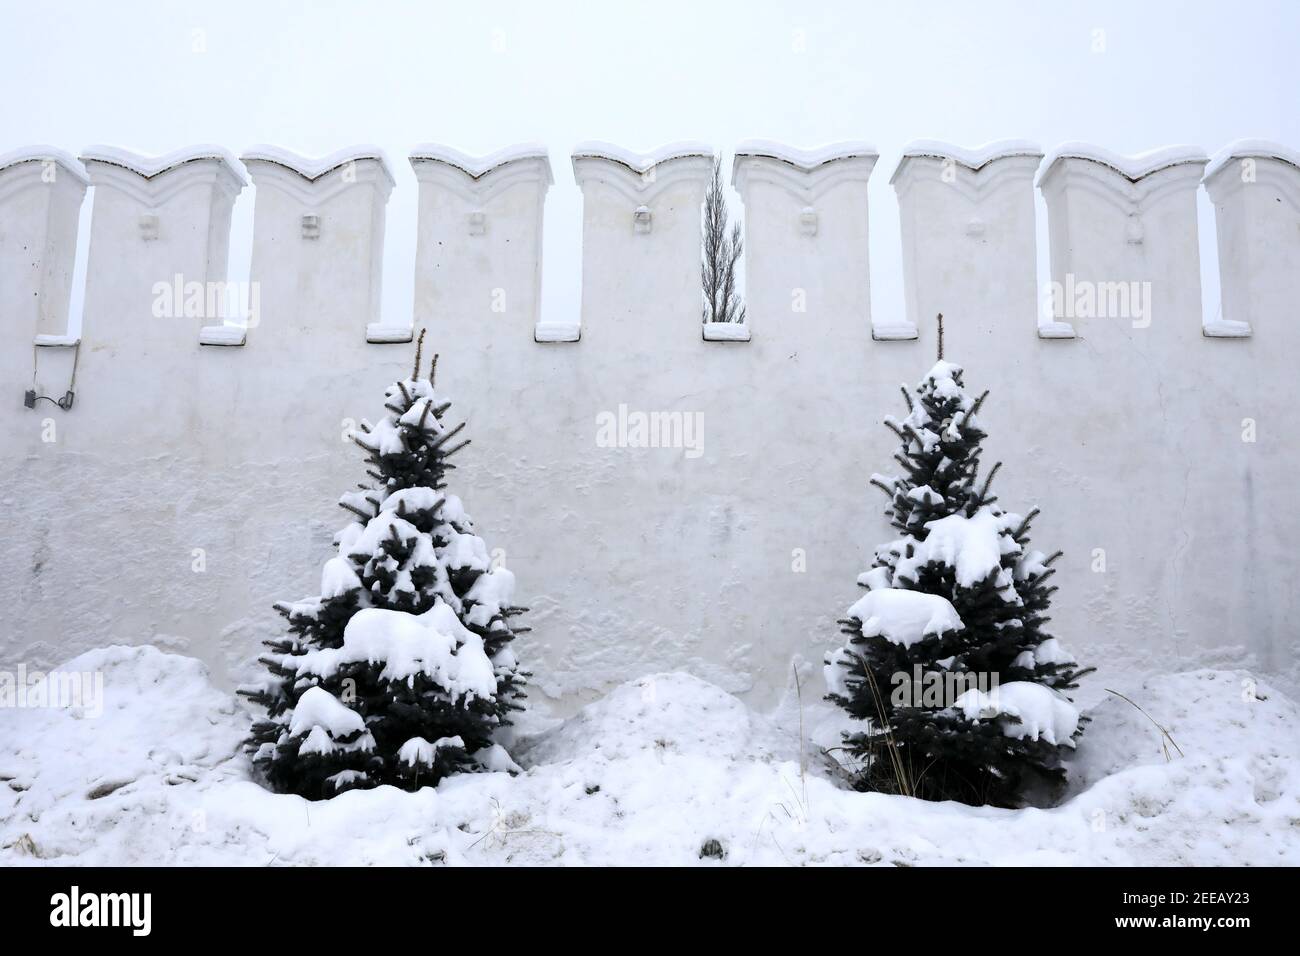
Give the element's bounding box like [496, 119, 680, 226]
[26, 338, 80, 411]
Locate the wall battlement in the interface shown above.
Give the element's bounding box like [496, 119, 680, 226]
[3, 138, 1298, 706]
[9, 139, 1299, 355]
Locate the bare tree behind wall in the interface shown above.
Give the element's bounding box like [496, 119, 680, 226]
[702, 157, 745, 324]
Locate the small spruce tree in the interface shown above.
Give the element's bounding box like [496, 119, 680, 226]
[240, 333, 527, 799]
[825, 315, 1092, 808]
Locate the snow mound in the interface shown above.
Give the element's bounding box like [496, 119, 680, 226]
[0, 645, 246, 859]
[1064, 670, 1294, 792]
[2, 648, 1298, 866]
[518, 673, 795, 766]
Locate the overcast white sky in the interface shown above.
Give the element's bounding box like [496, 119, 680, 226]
[4, 0, 1298, 332]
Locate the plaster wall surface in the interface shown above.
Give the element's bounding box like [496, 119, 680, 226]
[2, 139, 1297, 710]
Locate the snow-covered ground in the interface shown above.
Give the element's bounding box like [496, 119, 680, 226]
[1, 645, 1296, 866]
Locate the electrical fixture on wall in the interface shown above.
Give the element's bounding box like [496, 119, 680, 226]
[24, 338, 79, 410]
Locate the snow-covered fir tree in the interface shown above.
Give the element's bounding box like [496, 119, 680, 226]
[240, 333, 527, 800]
[825, 321, 1091, 807]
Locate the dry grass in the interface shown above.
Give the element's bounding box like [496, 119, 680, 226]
[1105, 687, 1184, 761]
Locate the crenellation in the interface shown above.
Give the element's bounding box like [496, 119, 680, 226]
[1038, 147, 1208, 345]
[731, 142, 879, 344]
[1203, 142, 1300, 339]
[571, 143, 713, 348]
[241, 147, 395, 352]
[891, 141, 1043, 351]
[410, 143, 552, 357]
[74, 148, 245, 446]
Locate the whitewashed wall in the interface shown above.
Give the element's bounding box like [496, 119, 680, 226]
[0, 149, 87, 457]
[2, 139, 1298, 709]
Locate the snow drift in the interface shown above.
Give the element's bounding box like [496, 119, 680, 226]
[1, 645, 1297, 866]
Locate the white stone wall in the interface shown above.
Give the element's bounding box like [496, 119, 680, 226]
[2, 139, 1298, 709]
[0, 150, 87, 456]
